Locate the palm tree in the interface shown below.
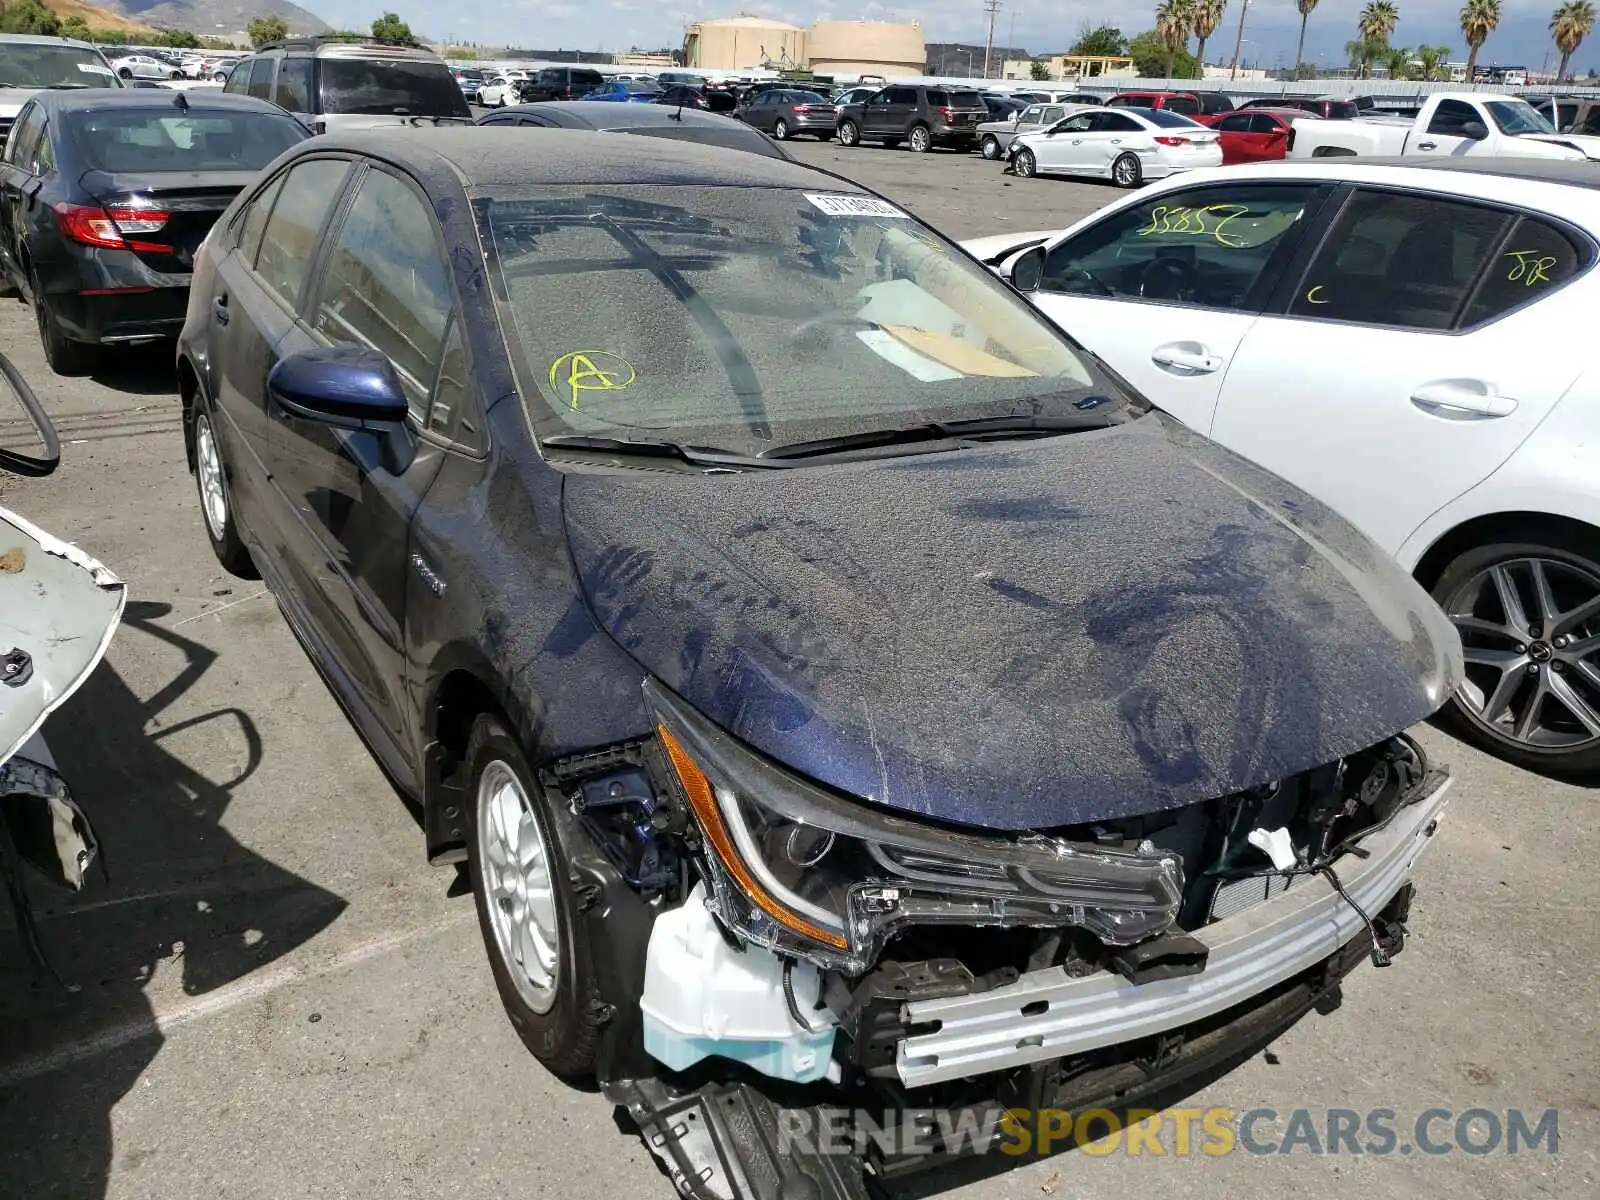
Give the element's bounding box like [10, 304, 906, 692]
[1551, 1, 1596, 81]
[1416, 43, 1452, 79]
[1155, 0, 1193, 76]
[1190, 0, 1227, 77]
[1388, 44, 1413, 78]
[1295, 0, 1321, 78]
[1345, 36, 1386, 77]
[1460, 0, 1501, 82]
[1360, 0, 1401, 46]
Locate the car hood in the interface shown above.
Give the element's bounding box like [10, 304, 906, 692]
[1521, 132, 1600, 160]
[560, 417, 1460, 830]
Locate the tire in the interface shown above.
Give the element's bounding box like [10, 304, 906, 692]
[1014, 147, 1037, 178]
[465, 714, 600, 1076]
[118, 67, 132, 79]
[190, 400, 257, 577]
[1431, 529, 1600, 776]
[907, 124, 931, 152]
[837, 119, 859, 146]
[1112, 151, 1143, 189]
[169, 71, 182, 80]
[32, 274, 98, 376]
[981, 134, 1001, 160]
[772, 118, 790, 140]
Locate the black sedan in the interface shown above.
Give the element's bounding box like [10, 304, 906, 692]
[654, 83, 737, 113]
[474, 100, 790, 158]
[175, 127, 1458, 1198]
[0, 90, 308, 375]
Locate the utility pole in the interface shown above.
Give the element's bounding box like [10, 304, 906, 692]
[1229, 0, 1250, 81]
[982, 0, 1001, 80]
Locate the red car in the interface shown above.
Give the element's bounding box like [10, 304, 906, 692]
[1106, 90, 1203, 117]
[1207, 107, 1300, 163]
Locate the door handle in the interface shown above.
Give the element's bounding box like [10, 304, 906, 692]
[1110, 138, 1122, 144]
[1410, 380, 1518, 418]
[212, 293, 229, 325]
[1416, 140, 1437, 150]
[1152, 344, 1223, 374]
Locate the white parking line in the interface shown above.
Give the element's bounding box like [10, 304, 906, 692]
[0, 909, 476, 1087]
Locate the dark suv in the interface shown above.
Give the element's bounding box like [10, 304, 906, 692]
[223, 37, 471, 131]
[836, 84, 988, 152]
[518, 66, 606, 102]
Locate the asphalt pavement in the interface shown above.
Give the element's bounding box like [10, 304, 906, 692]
[0, 142, 1595, 1200]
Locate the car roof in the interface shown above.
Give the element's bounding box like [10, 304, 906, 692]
[27, 90, 291, 117]
[496, 102, 756, 131]
[263, 41, 444, 61]
[305, 126, 846, 190]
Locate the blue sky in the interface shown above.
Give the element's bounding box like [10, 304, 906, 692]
[315, 2, 1595, 74]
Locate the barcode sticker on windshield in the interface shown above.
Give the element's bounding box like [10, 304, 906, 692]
[804, 193, 910, 219]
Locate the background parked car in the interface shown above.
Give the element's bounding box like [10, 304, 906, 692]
[518, 65, 607, 102]
[969, 157, 1600, 774]
[222, 38, 472, 131]
[831, 84, 880, 109]
[1210, 108, 1299, 163]
[654, 83, 709, 110]
[737, 87, 834, 140]
[476, 75, 521, 107]
[835, 84, 987, 152]
[1107, 90, 1226, 117]
[0, 90, 309, 374]
[584, 79, 664, 103]
[110, 53, 181, 81]
[1010, 107, 1221, 185]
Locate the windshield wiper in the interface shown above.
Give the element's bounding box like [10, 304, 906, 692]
[758, 413, 1115, 462]
[540, 433, 779, 470]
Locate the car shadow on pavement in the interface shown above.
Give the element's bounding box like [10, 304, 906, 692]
[88, 344, 181, 398]
[0, 600, 346, 1200]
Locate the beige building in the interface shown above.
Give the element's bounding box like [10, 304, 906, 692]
[683, 16, 808, 71]
[808, 20, 924, 77]
[1004, 54, 1136, 81]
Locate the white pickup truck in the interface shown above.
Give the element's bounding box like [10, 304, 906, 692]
[1289, 91, 1600, 162]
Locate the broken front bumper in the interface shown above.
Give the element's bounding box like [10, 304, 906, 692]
[897, 774, 1450, 1086]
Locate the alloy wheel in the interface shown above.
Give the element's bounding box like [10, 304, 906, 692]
[1015, 148, 1036, 177]
[981, 135, 1000, 159]
[195, 415, 229, 540]
[773, 119, 789, 139]
[909, 126, 931, 152]
[839, 120, 858, 146]
[1446, 556, 1600, 750]
[1113, 153, 1140, 187]
[476, 759, 560, 1014]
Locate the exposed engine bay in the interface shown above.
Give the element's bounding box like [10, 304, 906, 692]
[539, 679, 1450, 1199]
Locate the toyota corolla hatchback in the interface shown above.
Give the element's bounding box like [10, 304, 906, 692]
[177, 129, 1459, 1197]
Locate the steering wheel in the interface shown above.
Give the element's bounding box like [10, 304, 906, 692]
[1056, 264, 1113, 297]
[1137, 257, 1197, 301]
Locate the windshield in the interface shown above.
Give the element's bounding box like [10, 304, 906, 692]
[68, 109, 308, 172]
[0, 45, 120, 90]
[483, 185, 1140, 459]
[1486, 100, 1555, 135]
[318, 59, 472, 117]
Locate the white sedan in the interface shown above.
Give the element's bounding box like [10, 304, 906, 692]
[109, 54, 181, 81]
[965, 158, 1600, 775]
[476, 75, 522, 107]
[1009, 107, 1221, 187]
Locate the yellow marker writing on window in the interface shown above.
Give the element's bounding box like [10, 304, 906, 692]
[1137, 203, 1252, 248]
[1505, 249, 1557, 288]
[1305, 285, 1329, 305]
[548, 351, 636, 412]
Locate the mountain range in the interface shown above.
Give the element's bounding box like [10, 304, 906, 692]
[93, 0, 329, 37]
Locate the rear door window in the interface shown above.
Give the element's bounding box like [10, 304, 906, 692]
[926, 89, 948, 106]
[246, 57, 274, 101]
[255, 158, 351, 309]
[1043, 184, 1321, 311]
[1288, 189, 1514, 329]
[1216, 113, 1255, 133]
[311, 167, 454, 421]
[235, 172, 286, 265]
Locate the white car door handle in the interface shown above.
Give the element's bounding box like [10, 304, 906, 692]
[1410, 380, 1519, 418]
[1152, 345, 1224, 374]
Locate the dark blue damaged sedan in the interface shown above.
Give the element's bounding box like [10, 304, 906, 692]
[177, 128, 1462, 1197]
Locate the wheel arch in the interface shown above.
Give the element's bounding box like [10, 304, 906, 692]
[1412, 511, 1600, 590]
[177, 353, 200, 471]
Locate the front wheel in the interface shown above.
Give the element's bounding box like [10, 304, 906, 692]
[773, 118, 790, 140]
[118, 68, 132, 79]
[466, 714, 601, 1076]
[981, 134, 1001, 160]
[1432, 531, 1600, 776]
[1013, 147, 1037, 178]
[907, 124, 931, 152]
[837, 119, 859, 146]
[1112, 151, 1143, 189]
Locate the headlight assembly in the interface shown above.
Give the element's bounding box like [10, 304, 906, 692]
[646, 680, 1183, 974]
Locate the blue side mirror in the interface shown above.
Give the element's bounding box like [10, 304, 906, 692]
[268, 347, 409, 430]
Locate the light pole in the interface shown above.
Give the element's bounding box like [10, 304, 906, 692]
[1229, 0, 1251, 81]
